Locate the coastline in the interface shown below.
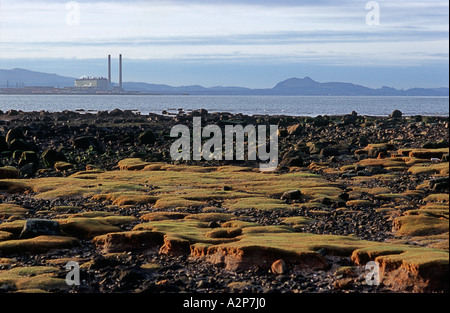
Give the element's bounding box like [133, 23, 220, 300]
[0, 108, 448, 294]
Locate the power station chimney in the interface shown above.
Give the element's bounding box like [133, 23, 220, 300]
[119, 54, 122, 90]
[108, 55, 111, 83]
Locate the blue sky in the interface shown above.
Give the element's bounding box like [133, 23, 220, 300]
[0, 0, 448, 88]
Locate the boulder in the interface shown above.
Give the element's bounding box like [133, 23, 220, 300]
[93, 230, 164, 253]
[72, 136, 102, 151]
[390, 109, 403, 119]
[41, 149, 67, 167]
[5, 128, 25, 146]
[137, 130, 156, 145]
[19, 219, 61, 239]
[271, 259, 288, 275]
[0, 235, 80, 256]
[18, 151, 39, 169]
[58, 217, 122, 239]
[9, 139, 36, 152]
[280, 190, 302, 201]
[54, 161, 74, 172]
[0, 166, 19, 179]
[286, 124, 302, 136]
[279, 150, 304, 167]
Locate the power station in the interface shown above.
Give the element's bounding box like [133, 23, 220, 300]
[74, 54, 124, 92]
[0, 54, 143, 95]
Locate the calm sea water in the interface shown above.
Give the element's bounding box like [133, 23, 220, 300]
[0, 94, 448, 117]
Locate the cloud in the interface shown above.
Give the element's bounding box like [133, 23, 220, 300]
[0, 0, 448, 66]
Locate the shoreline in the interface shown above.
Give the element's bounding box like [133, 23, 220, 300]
[0, 109, 448, 294]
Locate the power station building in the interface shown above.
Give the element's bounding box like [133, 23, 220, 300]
[74, 54, 123, 92]
[75, 77, 109, 90]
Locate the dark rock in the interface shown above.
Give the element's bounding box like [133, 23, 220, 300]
[280, 189, 302, 201]
[390, 110, 403, 119]
[0, 136, 8, 152]
[72, 136, 102, 151]
[41, 149, 67, 167]
[320, 147, 340, 157]
[19, 163, 37, 177]
[6, 128, 25, 145]
[9, 139, 36, 152]
[109, 108, 123, 116]
[18, 151, 39, 169]
[137, 130, 156, 145]
[279, 149, 304, 167]
[19, 219, 61, 239]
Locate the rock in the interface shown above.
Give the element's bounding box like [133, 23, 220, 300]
[19, 219, 61, 239]
[58, 217, 122, 239]
[159, 235, 191, 256]
[109, 108, 123, 116]
[93, 230, 164, 253]
[5, 128, 25, 146]
[72, 136, 102, 151]
[307, 142, 327, 155]
[18, 151, 38, 169]
[0, 235, 80, 256]
[0, 166, 19, 179]
[286, 124, 302, 136]
[320, 147, 340, 157]
[9, 139, 36, 152]
[279, 150, 303, 167]
[19, 163, 36, 177]
[280, 189, 302, 201]
[137, 130, 156, 145]
[390, 110, 403, 119]
[0, 136, 8, 152]
[54, 161, 74, 172]
[271, 259, 288, 275]
[333, 278, 354, 290]
[41, 149, 67, 167]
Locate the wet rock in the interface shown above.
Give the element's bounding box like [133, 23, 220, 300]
[19, 219, 61, 239]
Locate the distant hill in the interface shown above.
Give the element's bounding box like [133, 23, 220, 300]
[1, 68, 448, 96]
[0, 68, 76, 88]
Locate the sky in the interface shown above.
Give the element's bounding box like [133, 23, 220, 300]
[0, 0, 448, 89]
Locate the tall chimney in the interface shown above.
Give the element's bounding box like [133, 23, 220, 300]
[108, 55, 111, 83]
[119, 54, 122, 90]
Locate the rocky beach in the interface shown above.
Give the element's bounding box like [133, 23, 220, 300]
[0, 108, 448, 294]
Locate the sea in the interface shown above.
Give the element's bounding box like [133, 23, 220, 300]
[0, 94, 448, 117]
